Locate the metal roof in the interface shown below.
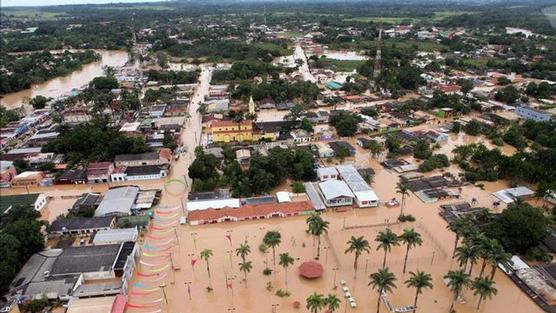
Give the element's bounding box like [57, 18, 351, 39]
[95, 186, 139, 217]
[92, 228, 138, 244]
[335, 165, 371, 192]
[318, 180, 354, 201]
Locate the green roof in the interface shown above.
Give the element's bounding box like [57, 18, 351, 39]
[0, 193, 41, 214]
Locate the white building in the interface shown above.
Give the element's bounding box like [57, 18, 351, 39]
[318, 180, 354, 207]
[317, 167, 339, 182]
[336, 165, 379, 207]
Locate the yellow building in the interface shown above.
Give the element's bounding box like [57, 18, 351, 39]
[211, 120, 254, 143]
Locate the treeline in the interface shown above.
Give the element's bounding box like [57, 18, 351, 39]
[42, 121, 151, 165]
[146, 69, 200, 84]
[153, 39, 291, 62]
[232, 79, 320, 103]
[0, 50, 100, 94]
[211, 61, 284, 83]
[189, 146, 316, 197]
[0, 206, 45, 296]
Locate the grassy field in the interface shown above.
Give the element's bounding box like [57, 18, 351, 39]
[344, 11, 476, 24]
[2, 8, 66, 20]
[329, 38, 445, 53]
[326, 59, 366, 72]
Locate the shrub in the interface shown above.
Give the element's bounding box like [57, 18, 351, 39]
[276, 289, 291, 297]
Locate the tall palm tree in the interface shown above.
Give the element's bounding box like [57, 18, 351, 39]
[235, 242, 251, 263]
[306, 214, 330, 260]
[306, 292, 326, 313]
[399, 228, 423, 274]
[488, 244, 511, 280]
[263, 231, 282, 268]
[325, 294, 341, 313]
[238, 260, 253, 285]
[345, 236, 371, 276]
[444, 270, 471, 313]
[446, 217, 475, 258]
[200, 249, 213, 285]
[477, 237, 499, 278]
[396, 182, 410, 218]
[375, 228, 400, 268]
[279, 252, 294, 289]
[369, 268, 397, 313]
[471, 277, 497, 310]
[454, 242, 480, 275]
[405, 270, 433, 312]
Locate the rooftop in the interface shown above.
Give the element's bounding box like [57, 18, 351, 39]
[188, 200, 313, 222]
[50, 244, 123, 276]
[0, 193, 42, 214]
[50, 216, 115, 232]
[93, 228, 138, 244]
[319, 180, 354, 200]
[95, 186, 140, 217]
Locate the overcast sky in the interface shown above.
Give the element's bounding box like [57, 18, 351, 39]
[2, 0, 165, 7]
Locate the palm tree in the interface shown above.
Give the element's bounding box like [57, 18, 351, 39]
[405, 270, 433, 312]
[306, 214, 330, 260]
[454, 242, 480, 275]
[306, 292, 326, 313]
[235, 242, 251, 263]
[278, 252, 294, 289]
[399, 228, 423, 274]
[325, 294, 341, 313]
[263, 231, 282, 268]
[396, 182, 410, 218]
[200, 249, 213, 285]
[238, 260, 253, 285]
[375, 228, 400, 268]
[446, 217, 475, 258]
[488, 244, 511, 280]
[369, 268, 397, 313]
[444, 270, 471, 313]
[345, 236, 371, 276]
[471, 277, 497, 310]
[476, 237, 499, 278]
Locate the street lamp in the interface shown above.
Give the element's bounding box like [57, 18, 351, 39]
[332, 267, 339, 289]
[185, 281, 192, 300]
[271, 303, 279, 313]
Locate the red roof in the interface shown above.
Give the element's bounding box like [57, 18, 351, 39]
[298, 261, 324, 279]
[188, 200, 313, 222]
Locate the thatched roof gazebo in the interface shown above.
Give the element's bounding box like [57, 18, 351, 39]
[298, 261, 324, 279]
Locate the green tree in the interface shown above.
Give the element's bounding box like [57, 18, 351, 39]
[444, 270, 471, 313]
[399, 228, 423, 274]
[306, 292, 326, 313]
[163, 131, 178, 151]
[405, 270, 433, 312]
[471, 277, 497, 310]
[375, 228, 400, 268]
[345, 236, 371, 276]
[324, 294, 341, 312]
[369, 268, 397, 313]
[235, 242, 251, 263]
[279, 252, 294, 289]
[29, 95, 49, 109]
[454, 241, 480, 274]
[200, 249, 213, 285]
[306, 213, 330, 260]
[413, 140, 432, 160]
[457, 78, 474, 95]
[263, 231, 282, 268]
[238, 260, 253, 285]
[447, 217, 475, 258]
[396, 182, 410, 219]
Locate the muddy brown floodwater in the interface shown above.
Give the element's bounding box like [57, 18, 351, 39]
[127, 132, 541, 313]
[0, 50, 129, 110]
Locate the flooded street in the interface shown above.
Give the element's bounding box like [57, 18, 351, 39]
[0, 50, 129, 110]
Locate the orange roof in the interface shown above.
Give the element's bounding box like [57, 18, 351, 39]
[159, 148, 172, 161]
[212, 120, 252, 128]
[188, 200, 313, 222]
[298, 261, 324, 279]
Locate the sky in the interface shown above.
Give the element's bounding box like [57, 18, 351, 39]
[1, 0, 166, 7]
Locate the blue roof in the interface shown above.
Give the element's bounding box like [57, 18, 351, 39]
[325, 80, 343, 90]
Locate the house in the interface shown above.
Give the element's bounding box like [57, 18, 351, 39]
[2, 147, 42, 161]
[0, 160, 17, 184]
[149, 104, 167, 118]
[10, 171, 44, 188]
[424, 130, 449, 143]
[336, 165, 379, 207]
[235, 149, 251, 164]
[315, 142, 334, 158]
[114, 151, 171, 167]
[0, 193, 48, 214]
[111, 165, 169, 182]
[290, 129, 312, 143]
[253, 121, 288, 141]
[92, 228, 138, 245]
[318, 179, 354, 207]
[95, 186, 140, 217]
[86, 162, 114, 183]
[69, 193, 103, 215]
[493, 186, 535, 204]
[328, 141, 356, 156]
[187, 200, 313, 225]
[49, 216, 116, 236]
[187, 198, 241, 211]
[211, 120, 253, 143]
[357, 138, 373, 149]
[56, 168, 87, 184]
[516, 105, 554, 122]
[317, 167, 339, 182]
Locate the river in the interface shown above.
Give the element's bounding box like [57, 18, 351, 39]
[0, 50, 129, 110]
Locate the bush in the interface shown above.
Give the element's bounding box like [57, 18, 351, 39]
[292, 181, 306, 193]
[259, 243, 268, 253]
[276, 289, 291, 297]
[263, 268, 273, 276]
[418, 154, 449, 172]
[398, 214, 416, 222]
[525, 245, 552, 262]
